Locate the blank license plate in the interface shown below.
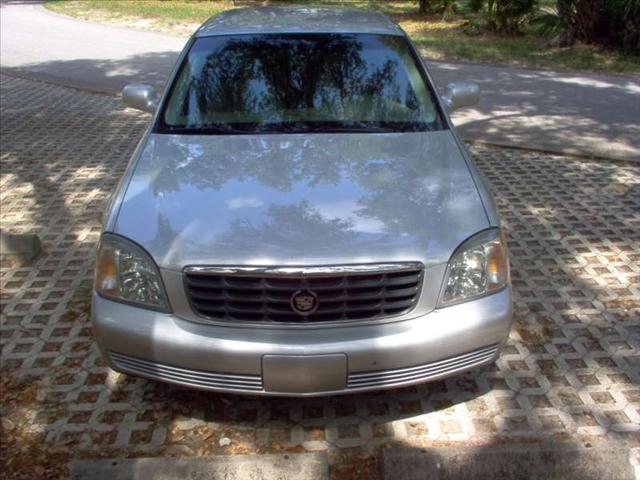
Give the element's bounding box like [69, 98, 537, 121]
[262, 354, 347, 394]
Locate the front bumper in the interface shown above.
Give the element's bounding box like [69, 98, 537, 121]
[92, 287, 512, 396]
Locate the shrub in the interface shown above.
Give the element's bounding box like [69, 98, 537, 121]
[461, 0, 539, 34]
[486, 0, 539, 34]
[532, 0, 640, 51]
[606, 0, 640, 52]
[430, 0, 459, 18]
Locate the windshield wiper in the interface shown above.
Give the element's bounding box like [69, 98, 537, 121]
[306, 125, 400, 134]
[161, 125, 250, 135]
[158, 124, 425, 135]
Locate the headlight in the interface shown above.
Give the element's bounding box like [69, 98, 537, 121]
[95, 233, 170, 311]
[439, 228, 509, 306]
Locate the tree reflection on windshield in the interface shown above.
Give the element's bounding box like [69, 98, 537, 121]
[158, 33, 443, 133]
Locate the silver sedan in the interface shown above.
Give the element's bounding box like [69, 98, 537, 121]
[92, 6, 512, 396]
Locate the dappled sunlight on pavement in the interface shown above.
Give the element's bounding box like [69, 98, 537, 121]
[430, 61, 640, 161]
[1, 75, 638, 478]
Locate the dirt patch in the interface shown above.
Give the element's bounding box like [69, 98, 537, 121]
[0, 373, 69, 479]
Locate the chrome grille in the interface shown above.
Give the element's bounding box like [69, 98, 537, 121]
[184, 264, 423, 323]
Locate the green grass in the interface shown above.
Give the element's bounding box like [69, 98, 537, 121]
[47, 0, 234, 26]
[45, 0, 640, 74]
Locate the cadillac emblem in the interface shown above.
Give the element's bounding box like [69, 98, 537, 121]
[290, 290, 319, 315]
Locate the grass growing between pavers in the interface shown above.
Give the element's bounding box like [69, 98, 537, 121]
[45, 0, 640, 75]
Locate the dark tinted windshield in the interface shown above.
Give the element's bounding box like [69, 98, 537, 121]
[157, 33, 444, 134]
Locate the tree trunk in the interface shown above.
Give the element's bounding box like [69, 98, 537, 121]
[419, 0, 430, 14]
[558, 0, 609, 46]
[555, 0, 575, 46]
[575, 0, 608, 43]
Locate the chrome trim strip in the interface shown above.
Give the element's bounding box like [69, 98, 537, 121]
[109, 352, 264, 391]
[347, 345, 498, 388]
[184, 262, 424, 277]
[108, 345, 499, 395]
[347, 355, 493, 389]
[349, 344, 497, 380]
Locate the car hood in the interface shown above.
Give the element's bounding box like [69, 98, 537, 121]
[114, 131, 489, 270]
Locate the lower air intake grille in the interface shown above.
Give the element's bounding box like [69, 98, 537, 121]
[109, 352, 263, 392]
[347, 344, 499, 390]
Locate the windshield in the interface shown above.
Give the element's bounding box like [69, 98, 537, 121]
[156, 33, 445, 134]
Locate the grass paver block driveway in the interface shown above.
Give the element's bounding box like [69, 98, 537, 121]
[0, 74, 639, 479]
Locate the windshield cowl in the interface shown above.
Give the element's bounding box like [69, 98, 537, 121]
[157, 121, 437, 135]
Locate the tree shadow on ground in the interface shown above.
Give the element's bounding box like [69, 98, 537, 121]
[426, 61, 640, 160]
[4, 47, 640, 159]
[1, 51, 180, 95]
[1, 65, 638, 479]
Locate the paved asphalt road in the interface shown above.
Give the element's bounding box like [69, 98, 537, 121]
[2, 1, 639, 160]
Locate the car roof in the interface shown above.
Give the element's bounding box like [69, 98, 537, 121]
[196, 6, 404, 37]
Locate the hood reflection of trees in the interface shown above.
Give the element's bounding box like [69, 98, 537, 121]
[216, 201, 395, 253]
[142, 131, 466, 251]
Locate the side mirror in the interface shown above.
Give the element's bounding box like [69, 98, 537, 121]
[442, 82, 480, 111]
[122, 84, 158, 113]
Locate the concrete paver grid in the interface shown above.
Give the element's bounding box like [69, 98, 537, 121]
[1, 75, 639, 478]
